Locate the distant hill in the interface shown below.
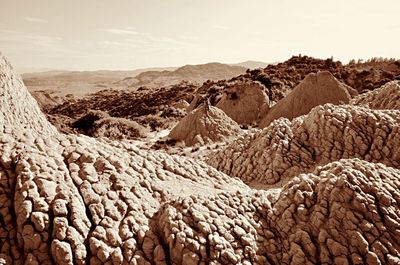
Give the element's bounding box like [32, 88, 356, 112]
[21, 60, 267, 97]
[22, 67, 177, 81]
[22, 67, 177, 97]
[232, 60, 269, 69]
[117, 62, 247, 88]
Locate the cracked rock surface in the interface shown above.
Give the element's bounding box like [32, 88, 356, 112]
[158, 159, 400, 264]
[209, 103, 400, 184]
[352, 80, 400, 110]
[2, 52, 400, 265]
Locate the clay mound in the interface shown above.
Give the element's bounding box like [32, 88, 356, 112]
[352, 80, 400, 109]
[157, 159, 400, 264]
[259, 71, 352, 128]
[169, 102, 241, 146]
[216, 80, 269, 124]
[209, 104, 400, 184]
[0, 53, 57, 135]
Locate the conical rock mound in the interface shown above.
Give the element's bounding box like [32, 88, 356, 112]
[0, 53, 57, 136]
[259, 71, 352, 128]
[352, 80, 400, 109]
[169, 102, 241, 146]
[216, 80, 269, 124]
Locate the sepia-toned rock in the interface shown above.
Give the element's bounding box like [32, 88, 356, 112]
[216, 80, 269, 124]
[169, 101, 241, 146]
[259, 71, 352, 128]
[352, 80, 400, 110]
[209, 103, 400, 184]
[1, 49, 400, 265]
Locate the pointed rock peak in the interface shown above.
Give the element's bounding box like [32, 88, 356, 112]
[169, 103, 241, 146]
[0, 53, 57, 136]
[259, 71, 353, 128]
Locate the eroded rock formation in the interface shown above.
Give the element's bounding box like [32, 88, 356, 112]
[352, 80, 400, 110]
[209, 104, 400, 184]
[158, 159, 400, 264]
[169, 102, 241, 146]
[216, 80, 269, 125]
[0, 53, 248, 264]
[259, 71, 353, 128]
[1, 53, 400, 265]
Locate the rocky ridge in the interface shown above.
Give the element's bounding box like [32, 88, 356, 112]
[352, 80, 400, 110]
[209, 103, 400, 185]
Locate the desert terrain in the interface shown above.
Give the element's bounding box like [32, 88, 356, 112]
[1, 50, 400, 265]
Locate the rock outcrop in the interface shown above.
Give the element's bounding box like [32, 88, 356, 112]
[352, 80, 400, 110]
[209, 104, 400, 184]
[0, 54, 57, 135]
[259, 71, 352, 128]
[169, 102, 241, 146]
[216, 80, 269, 124]
[159, 159, 400, 264]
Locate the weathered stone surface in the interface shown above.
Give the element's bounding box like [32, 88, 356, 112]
[352, 80, 400, 110]
[1, 53, 400, 265]
[209, 104, 400, 184]
[158, 159, 400, 264]
[0, 53, 57, 135]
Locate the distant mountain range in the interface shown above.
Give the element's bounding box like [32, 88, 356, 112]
[22, 60, 269, 97]
[116, 62, 248, 88]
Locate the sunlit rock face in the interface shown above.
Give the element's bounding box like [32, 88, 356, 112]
[259, 71, 352, 128]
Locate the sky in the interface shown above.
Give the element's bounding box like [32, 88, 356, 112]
[0, 0, 399, 72]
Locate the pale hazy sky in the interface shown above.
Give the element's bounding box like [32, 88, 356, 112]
[0, 0, 399, 71]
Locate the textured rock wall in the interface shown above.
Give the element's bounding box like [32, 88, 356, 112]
[209, 104, 400, 184]
[352, 80, 400, 110]
[157, 159, 400, 264]
[0, 54, 57, 136]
